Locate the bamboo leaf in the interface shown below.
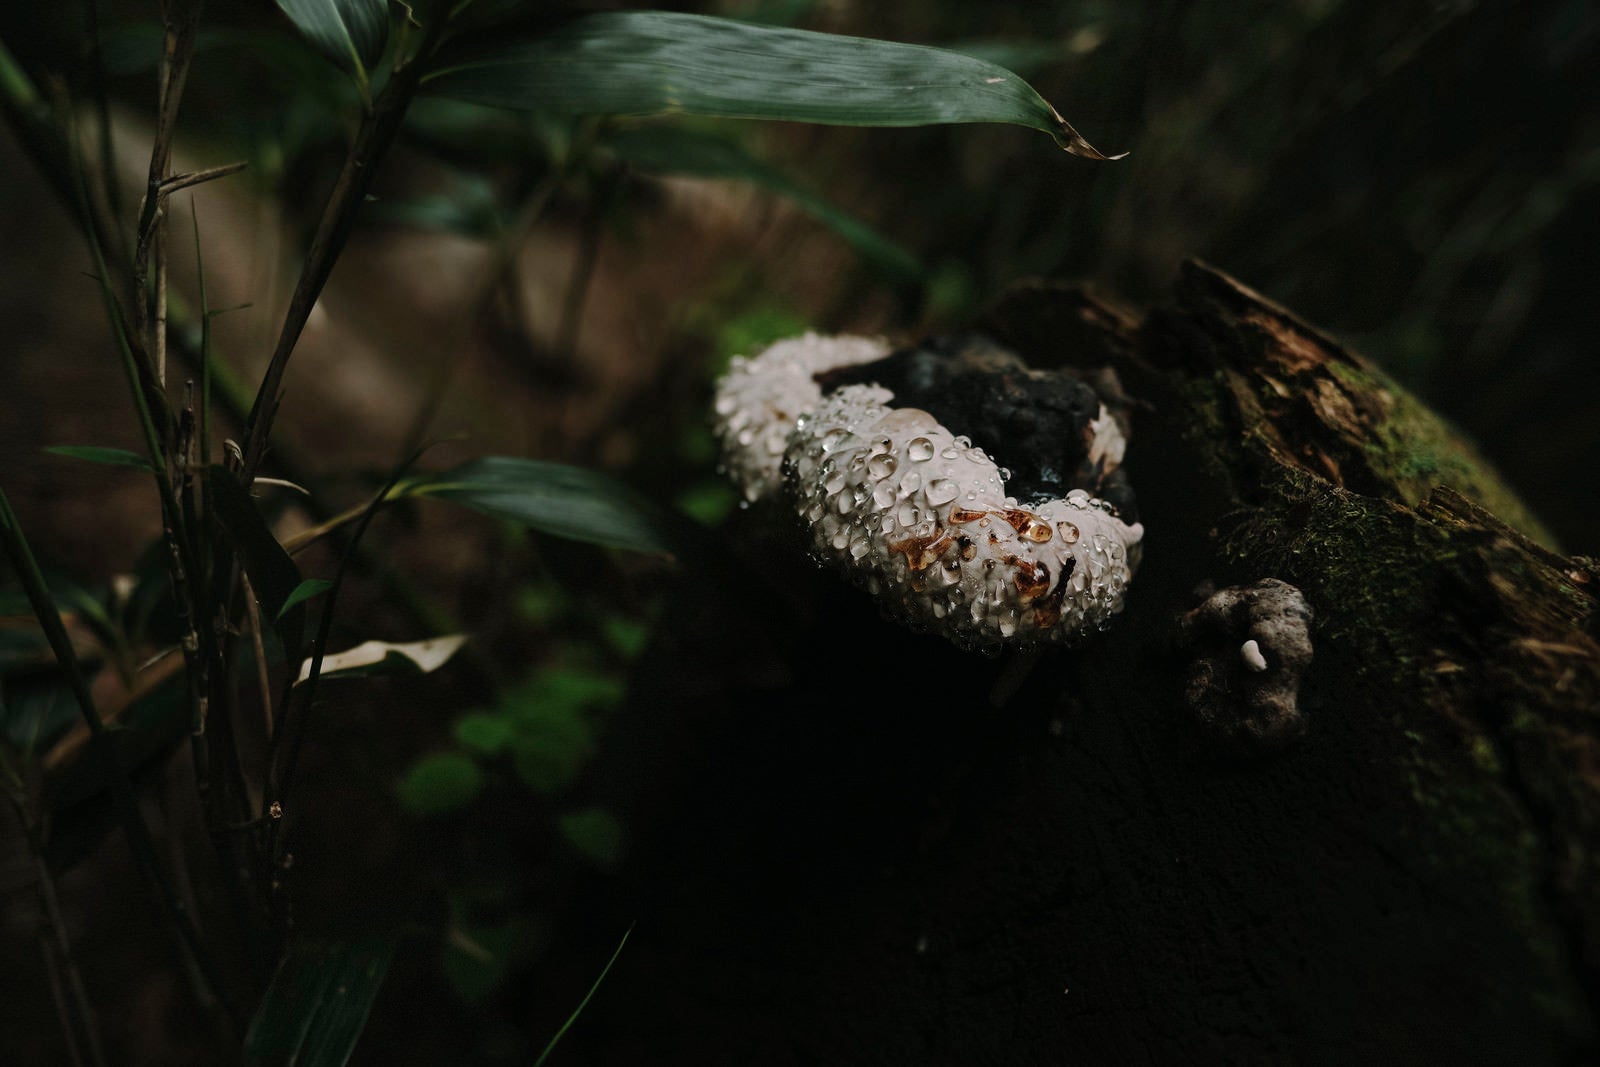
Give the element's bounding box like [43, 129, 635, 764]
[399, 457, 674, 556]
[422, 11, 1123, 159]
[279, 578, 333, 620]
[244, 938, 395, 1067]
[0, 672, 80, 756]
[274, 0, 390, 83]
[45, 445, 154, 471]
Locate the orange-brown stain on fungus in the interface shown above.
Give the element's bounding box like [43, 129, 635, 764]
[954, 505, 1056, 544]
[1010, 558, 1052, 603]
[887, 527, 954, 573]
[1025, 556, 1075, 628]
[1004, 509, 1057, 543]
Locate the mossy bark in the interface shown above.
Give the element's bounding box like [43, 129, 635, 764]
[562, 262, 1599, 1065]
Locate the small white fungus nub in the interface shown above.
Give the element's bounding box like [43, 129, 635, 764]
[714, 334, 1145, 651]
[1240, 638, 1269, 672]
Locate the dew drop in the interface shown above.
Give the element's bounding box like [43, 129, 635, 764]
[899, 471, 922, 496]
[926, 478, 959, 506]
[823, 470, 848, 495]
[897, 502, 920, 528]
[867, 453, 897, 480]
[1057, 521, 1080, 544]
[821, 428, 849, 453]
[849, 538, 872, 560]
[1023, 520, 1053, 543]
[870, 435, 893, 455]
[908, 437, 935, 462]
[873, 484, 897, 509]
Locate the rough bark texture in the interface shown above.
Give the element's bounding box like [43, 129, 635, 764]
[551, 262, 1599, 1065]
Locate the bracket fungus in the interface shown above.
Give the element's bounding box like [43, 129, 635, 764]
[713, 332, 1145, 652]
[1177, 578, 1315, 751]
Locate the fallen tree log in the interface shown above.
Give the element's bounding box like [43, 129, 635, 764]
[566, 261, 1599, 1065]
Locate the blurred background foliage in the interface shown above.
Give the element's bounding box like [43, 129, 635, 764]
[1, 0, 1597, 1062]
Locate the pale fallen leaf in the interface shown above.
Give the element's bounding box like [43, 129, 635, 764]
[296, 634, 468, 686]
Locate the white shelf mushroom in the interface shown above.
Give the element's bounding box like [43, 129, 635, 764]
[714, 332, 1145, 651]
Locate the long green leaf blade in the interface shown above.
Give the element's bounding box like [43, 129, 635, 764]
[278, 578, 333, 620]
[401, 457, 674, 556]
[244, 938, 395, 1067]
[423, 11, 1122, 159]
[44, 445, 154, 471]
[274, 0, 389, 81]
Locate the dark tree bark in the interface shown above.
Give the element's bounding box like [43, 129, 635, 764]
[556, 262, 1599, 1066]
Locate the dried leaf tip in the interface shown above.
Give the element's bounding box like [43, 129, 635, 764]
[1050, 110, 1127, 160]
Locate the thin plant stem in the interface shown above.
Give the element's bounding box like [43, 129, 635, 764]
[240, 15, 447, 481]
[0, 42, 465, 683]
[3, 776, 107, 1067]
[68, 120, 194, 569]
[265, 444, 438, 829]
[85, 0, 122, 242]
[32, 849, 106, 1067]
[162, 160, 247, 196]
[175, 383, 214, 819]
[37, 937, 87, 1067]
[134, 1, 203, 386]
[533, 923, 635, 1067]
[258, 444, 432, 941]
[0, 488, 239, 1026]
[193, 240, 212, 470]
[238, 569, 275, 793]
[72, 139, 224, 837]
